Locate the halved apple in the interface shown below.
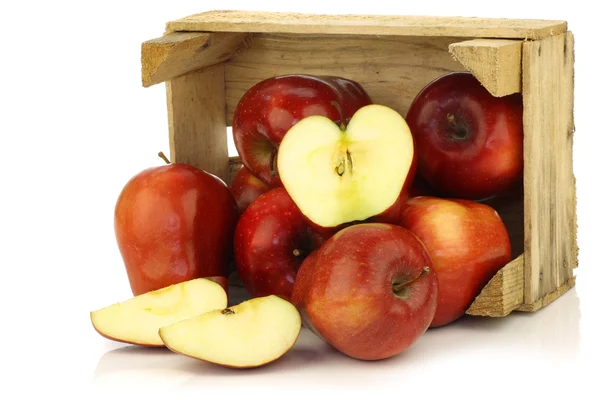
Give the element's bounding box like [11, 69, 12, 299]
[159, 295, 301, 369]
[277, 104, 415, 228]
[90, 277, 227, 347]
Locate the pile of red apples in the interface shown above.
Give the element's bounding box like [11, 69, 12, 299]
[91, 72, 524, 368]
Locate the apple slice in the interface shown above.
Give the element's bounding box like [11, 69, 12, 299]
[277, 104, 415, 228]
[90, 277, 227, 347]
[159, 295, 301, 369]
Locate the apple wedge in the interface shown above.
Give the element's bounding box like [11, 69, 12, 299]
[159, 295, 302, 369]
[277, 104, 415, 228]
[90, 277, 228, 347]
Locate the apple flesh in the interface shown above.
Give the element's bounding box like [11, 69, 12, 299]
[277, 104, 416, 228]
[229, 166, 271, 216]
[234, 187, 329, 300]
[232, 74, 372, 187]
[291, 223, 437, 361]
[90, 278, 228, 347]
[398, 196, 512, 327]
[114, 162, 238, 296]
[405, 72, 524, 200]
[159, 295, 302, 369]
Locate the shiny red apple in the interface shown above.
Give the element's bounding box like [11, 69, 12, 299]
[114, 161, 238, 296]
[405, 72, 524, 200]
[398, 196, 512, 327]
[229, 166, 271, 216]
[291, 223, 438, 361]
[232, 74, 372, 187]
[233, 187, 330, 300]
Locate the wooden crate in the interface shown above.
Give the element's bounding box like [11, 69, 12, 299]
[140, 10, 578, 318]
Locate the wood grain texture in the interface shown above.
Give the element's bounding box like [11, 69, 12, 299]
[466, 254, 524, 317]
[142, 31, 249, 87]
[522, 32, 577, 307]
[517, 277, 576, 312]
[166, 65, 229, 182]
[166, 10, 566, 40]
[224, 33, 467, 125]
[449, 39, 522, 97]
[228, 156, 243, 186]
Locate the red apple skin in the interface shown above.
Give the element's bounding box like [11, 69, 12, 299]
[291, 223, 438, 361]
[233, 188, 330, 300]
[229, 166, 271, 216]
[232, 74, 372, 187]
[405, 72, 524, 201]
[114, 163, 238, 296]
[398, 196, 512, 327]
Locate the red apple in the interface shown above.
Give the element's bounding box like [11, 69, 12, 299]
[291, 223, 438, 361]
[232, 74, 372, 187]
[115, 160, 238, 296]
[229, 166, 271, 216]
[277, 104, 416, 229]
[398, 196, 512, 327]
[233, 187, 330, 300]
[405, 72, 524, 200]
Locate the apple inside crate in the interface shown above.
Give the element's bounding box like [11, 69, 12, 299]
[140, 10, 578, 318]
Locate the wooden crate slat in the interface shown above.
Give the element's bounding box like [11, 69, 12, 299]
[224, 33, 467, 125]
[466, 254, 524, 317]
[521, 31, 577, 308]
[142, 32, 249, 87]
[166, 64, 229, 183]
[449, 39, 522, 97]
[166, 10, 566, 40]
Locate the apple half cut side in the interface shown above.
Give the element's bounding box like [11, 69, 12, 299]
[159, 295, 302, 369]
[277, 104, 415, 228]
[90, 277, 228, 347]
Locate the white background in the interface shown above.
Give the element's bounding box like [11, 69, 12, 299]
[1, 1, 598, 398]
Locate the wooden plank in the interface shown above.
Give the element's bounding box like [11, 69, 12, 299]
[166, 10, 566, 40]
[228, 156, 243, 186]
[224, 33, 467, 125]
[522, 32, 577, 307]
[449, 39, 522, 97]
[466, 254, 524, 317]
[166, 64, 229, 182]
[142, 31, 249, 87]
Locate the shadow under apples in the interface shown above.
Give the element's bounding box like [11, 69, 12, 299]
[93, 287, 581, 391]
[420, 287, 581, 359]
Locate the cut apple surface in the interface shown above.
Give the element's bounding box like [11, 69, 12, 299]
[159, 295, 301, 369]
[277, 104, 415, 228]
[90, 278, 227, 347]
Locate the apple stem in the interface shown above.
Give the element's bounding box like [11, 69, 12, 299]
[446, 113, 469, 141]
[269, 149, 278, 177]
[293, 249, 302, 257]
[330, 101, 347, 131]
[392, 266, 430, 295]
[158, 151, 171, 164]
[221, 308, 235, 315]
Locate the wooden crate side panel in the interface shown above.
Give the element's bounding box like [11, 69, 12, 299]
[166, 10, 567, 40]
[522, 31, 576, 308]
[166, 64, 229, 182]
[224, 33, 468, 124]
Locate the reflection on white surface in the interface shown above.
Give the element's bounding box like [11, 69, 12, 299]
[92, 287, 582, 394]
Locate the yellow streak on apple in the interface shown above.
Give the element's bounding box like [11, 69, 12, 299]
[90, 278, 228, 347]
[277, 104, 414, 228]
[159, 295, 302, 368]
